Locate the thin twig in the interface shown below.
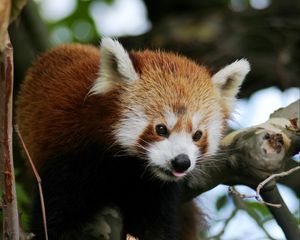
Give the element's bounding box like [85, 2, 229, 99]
[229, 166, 300, 208]
[256, 166, 300, 199]
[15, 125, 49, 240]
[228, 186, 281, 208]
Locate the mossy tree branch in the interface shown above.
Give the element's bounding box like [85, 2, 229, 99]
[101, 100, 299, 240]
[183, 99, 300, 239]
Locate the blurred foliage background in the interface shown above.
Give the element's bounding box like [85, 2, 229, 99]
[5, 0, 300, 239]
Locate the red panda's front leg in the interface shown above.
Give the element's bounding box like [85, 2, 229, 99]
[84, 207, 125, 240]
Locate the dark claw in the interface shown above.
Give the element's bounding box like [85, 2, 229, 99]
[263, 133, 271, 140]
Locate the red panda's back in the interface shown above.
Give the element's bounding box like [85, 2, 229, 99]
[16, 44, 100, 166]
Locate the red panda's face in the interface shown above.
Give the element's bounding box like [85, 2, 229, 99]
[90, 38, 250, 182]
[137, 111, 221, 181]
[113, 69, 224, 181]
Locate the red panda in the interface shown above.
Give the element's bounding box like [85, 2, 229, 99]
[16, 38, 250, 240]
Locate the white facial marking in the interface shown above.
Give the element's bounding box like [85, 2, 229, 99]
[114, 109, 148, 152]
[207, 110, 223, 154]
[192, 111, 202, 132]
[164, 109, 178, 129]
[148, 132, 199, 172]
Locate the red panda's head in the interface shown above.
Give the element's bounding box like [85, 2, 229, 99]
[90, 38, 250, 182]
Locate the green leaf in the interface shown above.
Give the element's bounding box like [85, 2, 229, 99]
[244, 201, 270, 219]
[103, 0, 114, 5]
[216, 195, 228, 211]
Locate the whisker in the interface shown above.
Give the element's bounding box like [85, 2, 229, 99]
[137, 138, 154, 148]
[135, 143, 150, 152]
[141, 161, 152, 179]
[195, 166, 211, 176]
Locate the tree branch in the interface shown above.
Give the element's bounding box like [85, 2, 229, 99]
[184, 100, 300, 197]
[0, 0, 11, 52]
[256, 166, 300, 201]
[279, 159, 300, 197]
[228, 186, 281, 208]
[0, 32, 19, 240]
[261, 186, 300, 240]
[0, 1, 27, 237]
[183, 100, 300, 238]
[229, 165, 300, 208]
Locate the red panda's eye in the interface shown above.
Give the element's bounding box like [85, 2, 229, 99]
[155, 124, 169, 137]
[192, 130, 203, 142]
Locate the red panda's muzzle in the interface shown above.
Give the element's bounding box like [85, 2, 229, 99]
[170, 154, 191, 176]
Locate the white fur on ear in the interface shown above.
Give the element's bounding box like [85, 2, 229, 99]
[89, 38, 139, 95]
[212, 59, 250, 109]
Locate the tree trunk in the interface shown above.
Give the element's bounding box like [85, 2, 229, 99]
[0, 32, 20, 240]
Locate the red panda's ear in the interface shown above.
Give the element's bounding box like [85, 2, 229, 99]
[89, 38, 139, 95]
[212, 59, 250, 110]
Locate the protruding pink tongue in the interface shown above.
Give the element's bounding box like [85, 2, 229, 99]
[172, 171, 186, 177]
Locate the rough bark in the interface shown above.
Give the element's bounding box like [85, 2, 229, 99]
[0, 0, 27, 238]
[261, 186, 300, 240]
[0, 0, 27, 51]
[184, 99, 300, 198]
[10, 0, 28, 23]
[182, 99, 300, 239]
[101, 100, 299, 239]
[0, 0, 12, 52]
[0, 32, 19, 240]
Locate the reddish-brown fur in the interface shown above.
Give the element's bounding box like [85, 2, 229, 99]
[128, 50, 227, 157]
[16, 44, 221, 239]
[128, 50, 220, 119]
[17, 45, 227, 166]
[17, 45, 122, 166]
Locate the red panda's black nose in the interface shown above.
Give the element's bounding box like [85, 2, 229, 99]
[171, 154, 191, 172]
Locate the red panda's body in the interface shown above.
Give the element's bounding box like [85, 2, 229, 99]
[17, 45, 118, 166]
[16, 39, 250, 240]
